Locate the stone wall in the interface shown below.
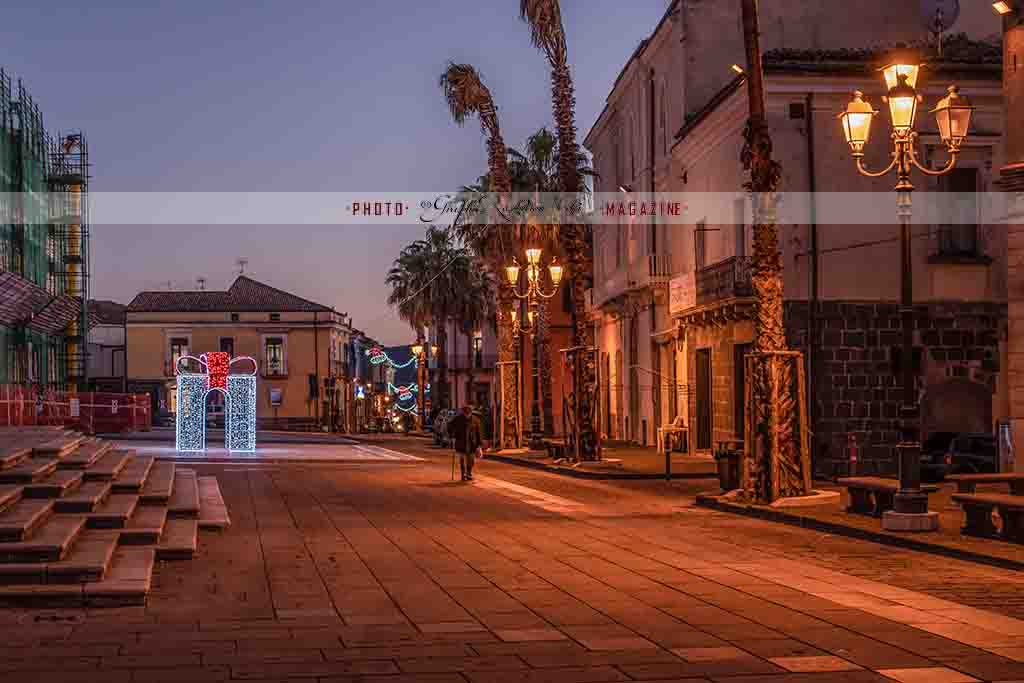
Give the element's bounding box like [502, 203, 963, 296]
[785, 301, 1005, 477]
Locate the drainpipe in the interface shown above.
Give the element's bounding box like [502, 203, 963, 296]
[314, 311, 320, 427]
[805, 92, 819, 471]
[649, 67, 660, 440]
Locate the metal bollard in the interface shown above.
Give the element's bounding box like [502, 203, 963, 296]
[848, 433, 858, 477]
[664, 434, 672, 482]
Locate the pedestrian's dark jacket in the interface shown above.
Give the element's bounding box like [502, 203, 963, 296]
[448, 412, 482, 454]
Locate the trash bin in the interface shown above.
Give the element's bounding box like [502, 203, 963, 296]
[715, 448, 741, 492]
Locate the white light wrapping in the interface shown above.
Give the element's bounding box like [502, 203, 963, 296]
[227, 374, 256, 452]
[176, 373, 210, 452]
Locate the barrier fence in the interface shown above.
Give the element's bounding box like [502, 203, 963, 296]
[0, 385, 151, 434]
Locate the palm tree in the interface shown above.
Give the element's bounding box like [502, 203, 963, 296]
[386, 226, 478, 412]
[520, 0, 598, 460]
[440, 62, 522, 449]
[455, 267, 496, 410]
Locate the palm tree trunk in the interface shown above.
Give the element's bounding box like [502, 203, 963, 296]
[437, 322, 450, 410]
[497, 285, 520, 449]
[537, 300, 554, 435]
[740, 0, 809, 501]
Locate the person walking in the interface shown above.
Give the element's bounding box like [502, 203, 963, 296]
[448, 404, 483, 481]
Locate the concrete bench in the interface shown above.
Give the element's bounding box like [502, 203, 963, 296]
[837, 477, 939, 517]
[946, 473, 1024, 495]
[545, 439, 567, 460]
[951, 492, 1024, 543]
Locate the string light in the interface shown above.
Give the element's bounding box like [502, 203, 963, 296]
[365, 346, 416, 369]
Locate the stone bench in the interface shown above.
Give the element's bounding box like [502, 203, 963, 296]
[545, 439, 567, 460]
[951, 492, 1024, 543]
[837, 477, 939, 517]
[947, 473, 1024, 495]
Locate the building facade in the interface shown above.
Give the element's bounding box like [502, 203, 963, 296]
[86, 300, 126, 393]
[584, 1, 1002, 461]
[126, 276, 355, 429]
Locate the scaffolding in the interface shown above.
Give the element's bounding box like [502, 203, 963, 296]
[0, 68, 90, 390]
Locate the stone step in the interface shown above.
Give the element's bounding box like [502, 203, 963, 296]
[58, 439, 113, 469]
[32, 434, 85, 458]
[86, 494, 138, 529]
[83, 449, 133, 481]
[45, 529, 119, 583]
[120, 504, 166, 545]
[0, 529, 119, 585]
[0, 458, 59, 484]
[168, 469, 199, 518]
[83, 546, 154, 607]
[0, 499, 54, 542]
[22, 470, 85, 499]
[139, 461, 175, 504]
[0, 446, 30, 470]
[0, 485, 23, 512]
[111, 456, 155, 493]
[197, 476, 231, 530]
[156, 517, 197, 560]
[0, 515, 86, 563]
[53, 481, 112, 513]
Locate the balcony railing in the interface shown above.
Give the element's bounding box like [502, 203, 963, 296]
[696, 256, 752, 306]
[592, 253, 674, 308]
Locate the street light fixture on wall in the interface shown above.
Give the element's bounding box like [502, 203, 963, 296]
[838, 55, 974, 532]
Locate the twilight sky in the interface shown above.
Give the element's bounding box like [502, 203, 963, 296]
[2, 0, 669, 344]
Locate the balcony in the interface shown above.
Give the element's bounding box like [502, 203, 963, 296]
[696, 256, 753, 307]
[592, 253, 673, 308]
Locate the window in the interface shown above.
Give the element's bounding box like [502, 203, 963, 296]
[696, 348, 713, 451]
[472, 334, 483, 368]
[734, 199, 747, 260]
[219, 337, 234, 356]
[265, 337, 285, 375]
[170, 337, 189, 373]
[695, 220, 707, 270]
[269, 313, 281, 322]
[937, 168, 979, 256]
[230, 313, 240, 322]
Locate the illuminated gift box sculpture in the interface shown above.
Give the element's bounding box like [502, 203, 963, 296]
[175, 352, 258, 452]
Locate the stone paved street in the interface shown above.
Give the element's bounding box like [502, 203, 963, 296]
[2, 436, 1024, 682]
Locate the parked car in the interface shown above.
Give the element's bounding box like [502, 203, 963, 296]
[433, 409, 457, 448]
[920, 432, 998, 481]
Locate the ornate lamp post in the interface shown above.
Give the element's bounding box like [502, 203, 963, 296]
[506, 248, 563, 445]
[838, 56, 974, 531]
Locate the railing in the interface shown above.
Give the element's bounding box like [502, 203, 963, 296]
[0, 385, 151, 433]
[696, 256, 753, 306]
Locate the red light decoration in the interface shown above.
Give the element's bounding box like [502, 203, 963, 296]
[206, 352, 230, 390]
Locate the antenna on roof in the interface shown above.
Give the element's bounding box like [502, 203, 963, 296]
[920, 0, 961, 57]
[236, 258, 248, 275]
[166, 280, 173, 291]
[197, 277, 206, 291]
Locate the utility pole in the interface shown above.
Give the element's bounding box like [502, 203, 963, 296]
[999, 1, 1024, 470]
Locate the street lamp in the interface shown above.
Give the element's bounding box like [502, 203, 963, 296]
[838, 57, 973, 532]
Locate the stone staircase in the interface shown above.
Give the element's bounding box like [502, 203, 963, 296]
[0, 427, 230, 606]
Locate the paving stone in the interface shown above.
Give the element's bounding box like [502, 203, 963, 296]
[462, 666, 629, 683]
[86, 493, 138, 529]
[53, 481, 112, 513]
[674, 646, 752, 662]
[494, 628, 568, 642]
[168, 468, 199, 517]
[110, 455, 154, 493]
[770, 655, 863, 672]
[396, 655, 529, 673]
[230, 659, 400, 679]
[82, 449, 132, 481]
[877, 667, 981, 683]
[0, 497, 54, 541]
